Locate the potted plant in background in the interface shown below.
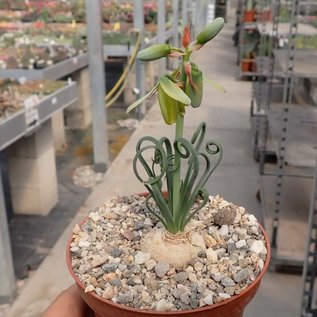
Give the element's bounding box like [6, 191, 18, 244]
[67, 18, 271, 317]
[243, 0, 257, 22]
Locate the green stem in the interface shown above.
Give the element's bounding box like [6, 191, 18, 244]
[172, 50, 190, 229]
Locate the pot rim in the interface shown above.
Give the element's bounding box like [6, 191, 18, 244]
[66, 195, 271, 315]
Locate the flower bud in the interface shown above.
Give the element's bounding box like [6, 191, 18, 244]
[137, 44, 171, 61]
[196, 17, 225, 45]
[182, 25, 191, 48]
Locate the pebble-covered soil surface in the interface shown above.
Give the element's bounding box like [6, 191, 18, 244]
[70, 195, 268, 312]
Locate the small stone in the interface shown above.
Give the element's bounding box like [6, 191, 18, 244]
[145, 278, 160, 290]
[208, 227, 221, 241]
[89, 211, 101, 222]
[145, 259, 157, 270]
[194, 262, 203, 272]
[203, 294, 214, 305]
[111, 248, 123, 258]
[250, 240, 265, 254]
[122, 230, 134, 241]
[218, 293, 231, 300]
[258, 259, 264, 271]
[134, 221, 144, 230]
[235, 240, 247, 249]
[155, 262, 170, 278]
[204, 234, 217, 248]
[103, 272, 116, 282]
[141, 291, 151, 303]
[144, 218, 153, 226]
[248, 214, 258, 226]
[134, 251, 151, 264]
[235, 228, 247, 239]
[84, 285, 95, 293]
[180, 293, 190, 305]
[104, 212, 118, 220]
[234, 268, 251, 283]
[214, 207, 237, 226]
[191, 232, 206, 250]
[219, 225, 229, 236]
[78, 240, 90, 248]
[102, 286, 116, 299]
[175, 272, 189, 283]
[221, 277, 235, 287]
[117, 294, 133, 304]
[110, 278, 122, 287]
[177, 284, 190, 294]
[224, 286, 235, 295]
[198, 251, 207, 258]
[156, 299, 174, 311]
[102, 263, 119, 273]
[206, 248, 218, 264]
[73, 224, 81, 234]
[90, 256, 107, 268]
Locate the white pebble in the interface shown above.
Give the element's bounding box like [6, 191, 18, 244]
[89, 212, 101, 222]
[191, 232, 206, 250]
[156, 299, 174, 311]
[206, 248, 218, 264]
[250, 240, 264, 254]
[134, 251, 151, 264]
[248, 214, 258, 226]
[219, 225, 229, 236]
[235, 240, 247, 249]
[219, 292, 231, 299]
[78, 240, 91, 248]
[85, 285, 95, 293]
[203, 294, 214, 305]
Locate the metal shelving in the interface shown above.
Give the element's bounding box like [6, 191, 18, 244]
[0, 82, 78, 151]
[250, 0, 317, 281]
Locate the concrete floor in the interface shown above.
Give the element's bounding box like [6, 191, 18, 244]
[5, 7, 304, 317]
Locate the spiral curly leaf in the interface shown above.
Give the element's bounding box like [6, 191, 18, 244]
[132, 122, 223, 234]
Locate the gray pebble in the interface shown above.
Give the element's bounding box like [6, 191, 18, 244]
[117, 293, 133, 304]
[174, 272, 189, 283]
[221, 277, 235, 287]
[102, 263, 118, 273]
[110, 278, 122, 287]
[180, 294, 190, 305]
[198, 251, 207, 258]
[234, 268, 251, 283]
[111, 248, 123, 258]
[155, 262, 170, 278]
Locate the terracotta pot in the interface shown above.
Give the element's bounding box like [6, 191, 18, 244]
[66, 196, 271, 317]
[241, 59, 252, 73]
[243, 10, 256, 22]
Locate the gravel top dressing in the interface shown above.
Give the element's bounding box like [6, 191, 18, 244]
[70, 194, 267, 312]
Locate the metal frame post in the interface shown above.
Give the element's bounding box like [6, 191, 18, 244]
[172, 0, 179, 48]
[85, 0, 108, 172]
[182, 0, 188, 28]
[0, 167, 15, 302]
[134, 0, 146, 118]
[158, 0, 166, 74]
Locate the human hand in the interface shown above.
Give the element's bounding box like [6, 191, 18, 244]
[42, 284, 94, 317]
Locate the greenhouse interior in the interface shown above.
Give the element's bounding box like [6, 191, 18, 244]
[0, 0, 317, 316]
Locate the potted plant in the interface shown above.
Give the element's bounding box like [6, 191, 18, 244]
[66, 18, 270, 317]
[243, 0, 256, 22]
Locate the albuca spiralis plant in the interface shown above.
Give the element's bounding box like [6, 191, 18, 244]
[127, 18, 225, 235]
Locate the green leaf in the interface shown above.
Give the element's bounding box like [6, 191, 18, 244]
[126, 83, 159, 113]
[157, 84, 178, 125]
[159, 76, 191, 105]
[203, 76, 226, 93]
